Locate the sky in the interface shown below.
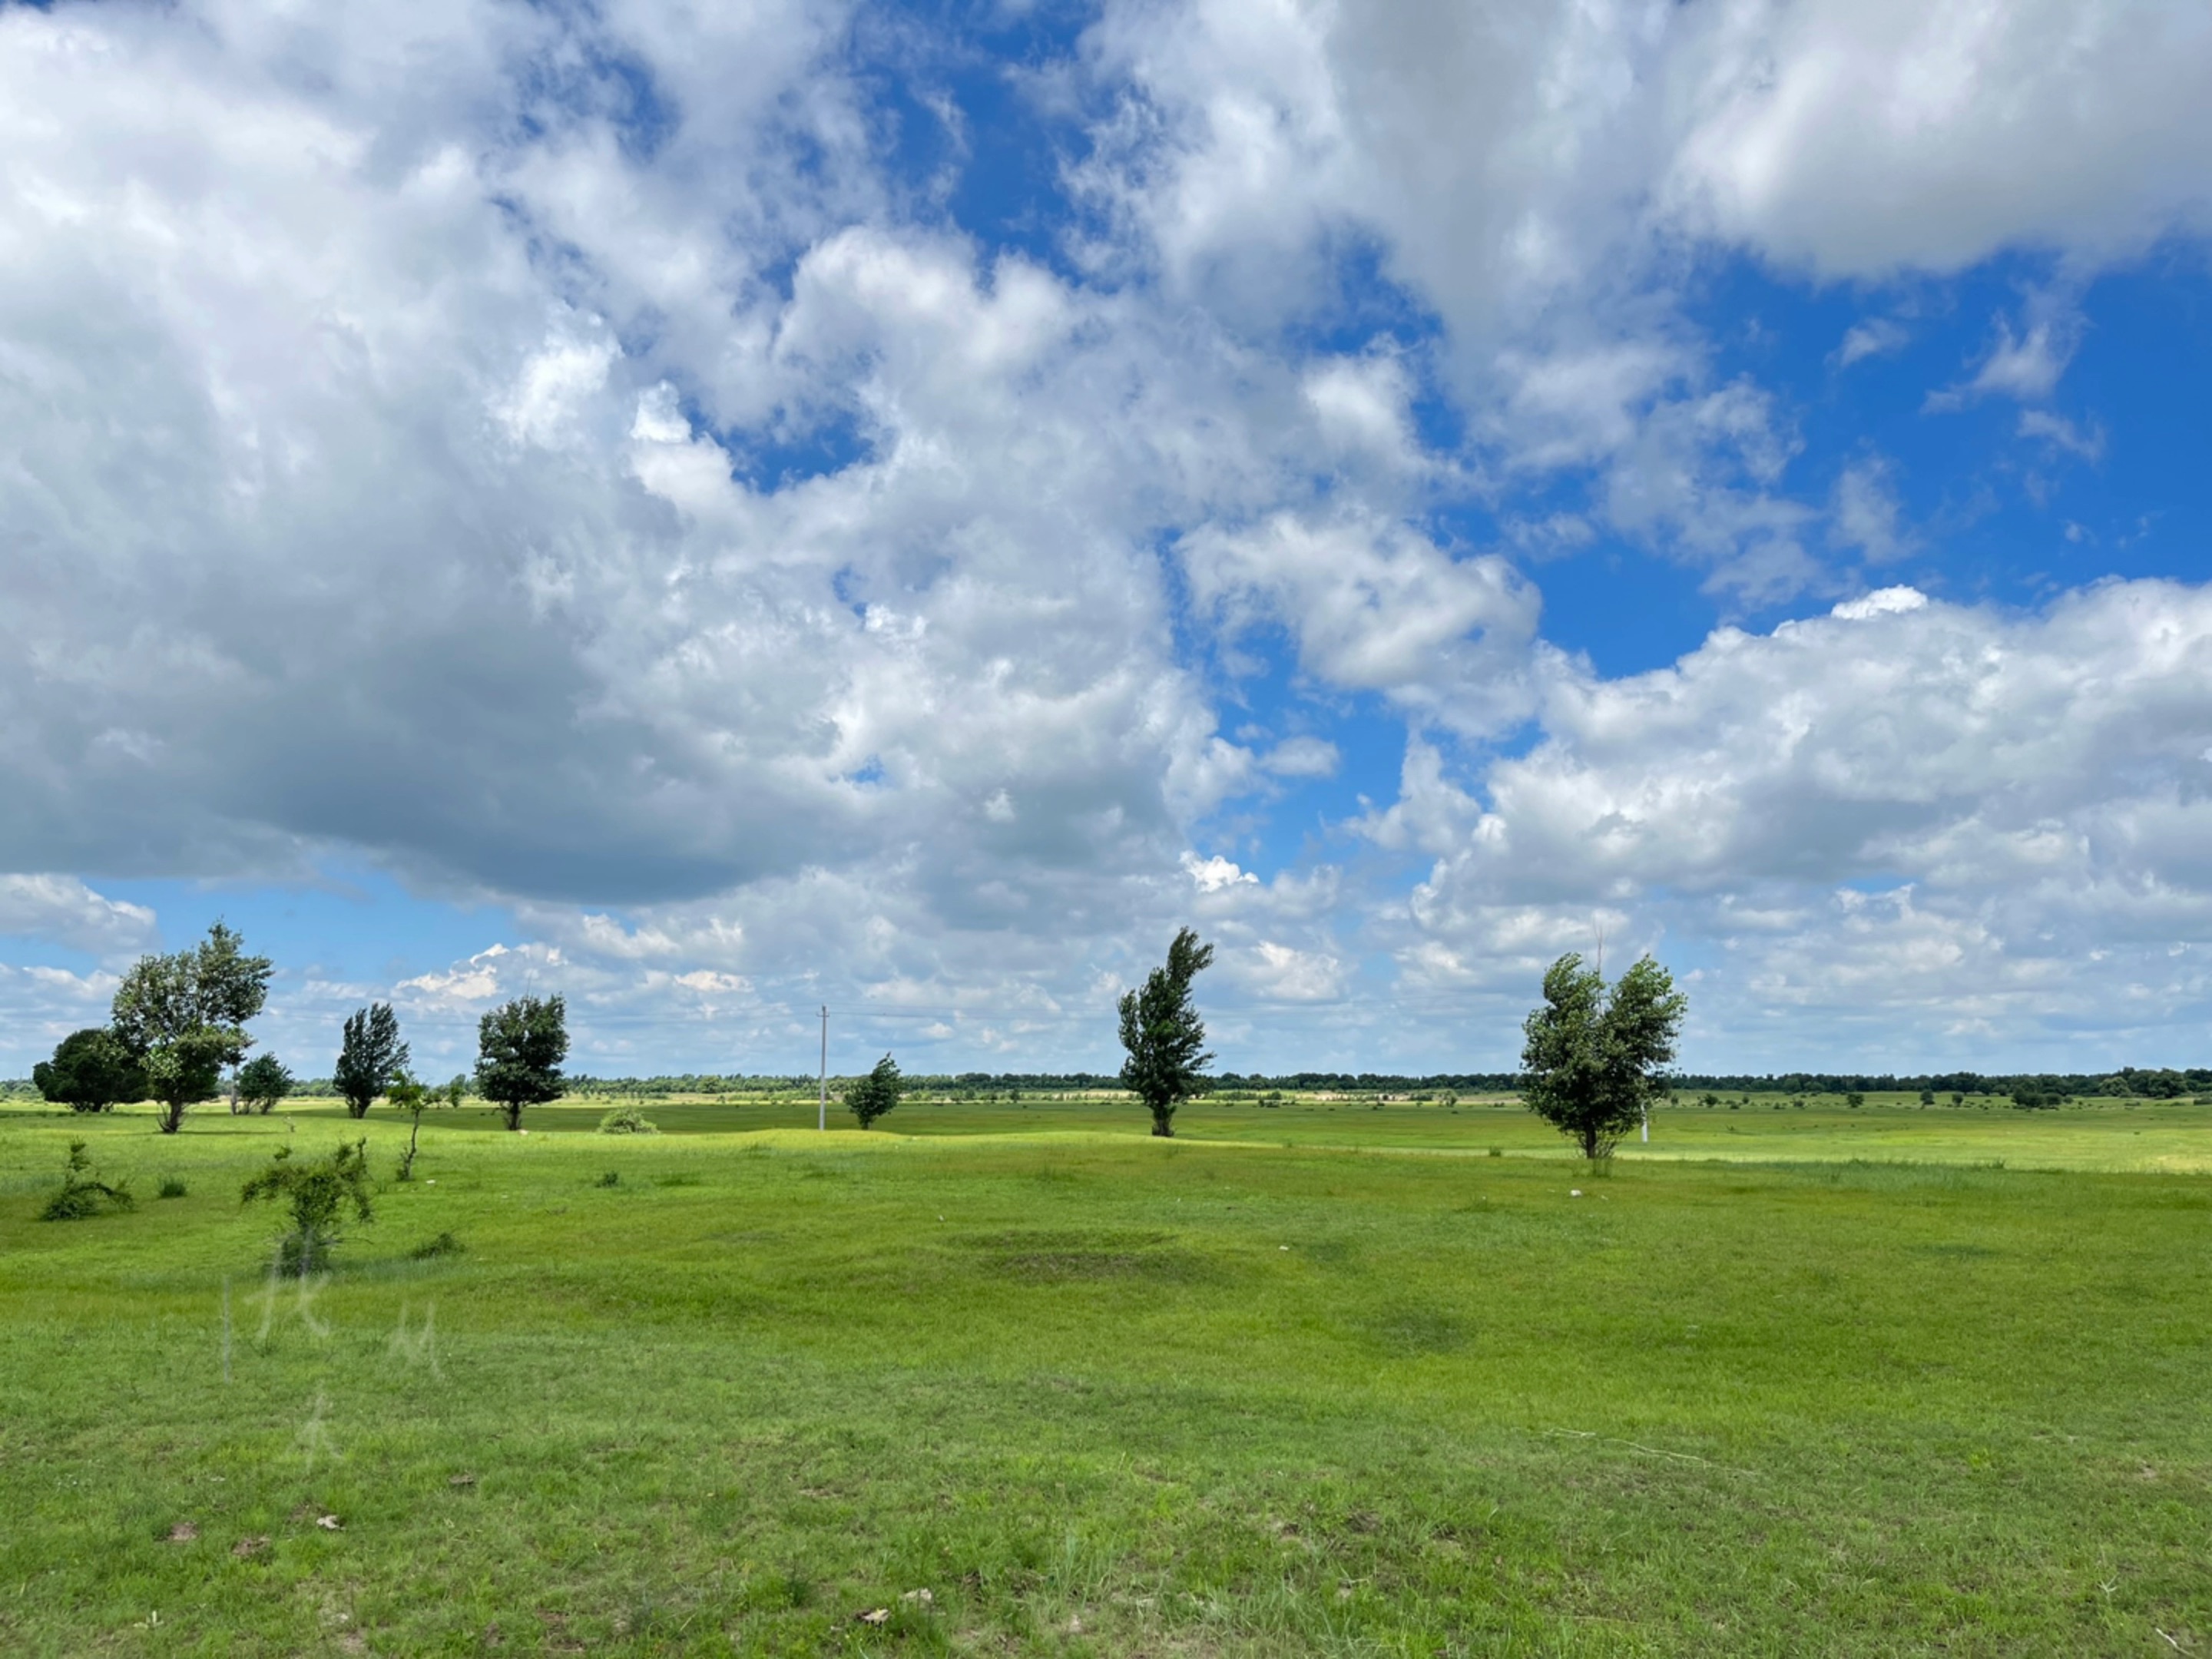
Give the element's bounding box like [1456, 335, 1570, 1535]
[4, 0, 2212, 1081]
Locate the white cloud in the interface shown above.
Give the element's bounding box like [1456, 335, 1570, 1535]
[1928, 308, 2085, 409]
[1830, 460, 1915, 565]
[1390, 579, 2212, 1060]
[1183, 853, 1257, 892]
[1830, 585, 1928, 621]
[1836, 318, 1909, 366]
[2018, 409, 2107, 461]
[1180, 511, 1539, 733]
[1662, 0, 2212, 276]
[1260, 736, 1340, 780]
[0, 875, 157, 958]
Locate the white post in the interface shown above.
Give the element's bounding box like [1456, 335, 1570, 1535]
[818, 1005, 827, 1131]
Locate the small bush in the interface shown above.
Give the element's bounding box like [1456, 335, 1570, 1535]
[40, 1141, 135, 1221]
[598, 1106, 658, 1135]
[1488, 1146, 1503, 1157]
[594, 1171, 621, 1188]
[241, 1140, 373, 1272]
[157, 1177, 188, 1200]
[408, 1231, 465, 1260]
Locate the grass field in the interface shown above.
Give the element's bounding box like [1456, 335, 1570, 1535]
[2, 1094, 2207, 1654]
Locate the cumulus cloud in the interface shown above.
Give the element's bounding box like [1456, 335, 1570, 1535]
[0, 876, 157, 958]
[1180, 512, 1539, 733]
[1392, 580, 2212, 1060]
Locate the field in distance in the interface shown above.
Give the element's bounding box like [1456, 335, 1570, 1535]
[1, 1097, 2206, 1654]
[382, 1085, 2212, 1174]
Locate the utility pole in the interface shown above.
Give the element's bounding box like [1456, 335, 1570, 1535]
[818, 1005, 828, 1131]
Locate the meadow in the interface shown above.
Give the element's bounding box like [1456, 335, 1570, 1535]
[0, 1092, 2206, 1655]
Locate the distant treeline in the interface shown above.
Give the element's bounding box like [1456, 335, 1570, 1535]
[7, 1064, 2204, 1103]
[1674, 1067, 2209, 1098]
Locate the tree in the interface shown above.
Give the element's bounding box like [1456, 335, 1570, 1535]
[240, 1140, 373, 1272]
[476, 995, 568, 1131]
[1519, 952, 1687, 1161]
[110, 923, 273, 1134]
[32, 1028, 147, 1114]
[196, 922, 275, 1111]
[237, 1052, 296, 1115]
[333, 1003, 409, 1118]
[391, 1073, 466, 1181]
[1117, 927, 1215, 1138]
[845, 1054, 902, 1128]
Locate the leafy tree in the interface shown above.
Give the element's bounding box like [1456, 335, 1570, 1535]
[844, 1054, 903, 1128]
[476, 995, 569, 1131]
[241, 1140, 373, 1271]
[39, 1139, 135, 1220]
[1519, 952, 1688, 1161]
[1117, 926, 1215, 1138]
[196, 922, 276, 1110]
[32, 1028, 147, 1114]
[333, 1002, 409, 1118]
[110, 923, 273, 1134]
[391, 1072, 466, 1181]
[237, 1052, 295, 1115]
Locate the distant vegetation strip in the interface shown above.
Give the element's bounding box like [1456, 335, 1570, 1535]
[15, 1063, 2194, 1102]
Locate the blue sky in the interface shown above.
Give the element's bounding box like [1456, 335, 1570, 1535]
[4, 0, 2212, 1080]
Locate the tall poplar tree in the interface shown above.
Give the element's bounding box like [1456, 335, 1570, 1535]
[1117, 927, 1215, 1138]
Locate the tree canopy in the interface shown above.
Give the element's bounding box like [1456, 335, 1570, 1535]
[844, 1054, 902, 1128]
[333, 1003, 409, 1118]
[476, 995, 569, 1131]
[33, 1028, 146, 1114]
[1520, 952, 1687, 1161]
[109, 922, 273, 1134]
[1117, 926, 1215, 1138]
[237, 1052, 296, 1115]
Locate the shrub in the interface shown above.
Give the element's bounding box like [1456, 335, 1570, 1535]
[40, 1140, 135, 1221]
[240, 1140, 373, 1272]
[594, 1171, 621, 1188]
[157, 1177, 188, 1200]
[598, 1106, 658, 1134]
[408, 1231, 465, 1260]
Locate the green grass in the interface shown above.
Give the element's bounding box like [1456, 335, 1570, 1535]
[2, 1098, 2207, 1654]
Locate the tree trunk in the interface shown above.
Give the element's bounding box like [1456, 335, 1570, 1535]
[503, 1102, 523, 1131]
[1151, 1108, 1174, 1137]
[158, 1101, 184, 1134]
